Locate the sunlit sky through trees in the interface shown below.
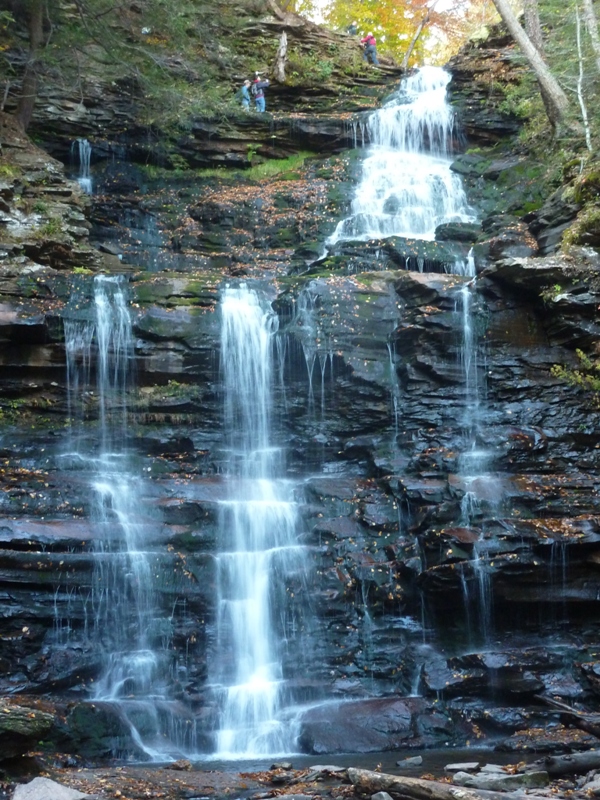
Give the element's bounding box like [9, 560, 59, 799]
[299, 0, 502, 65]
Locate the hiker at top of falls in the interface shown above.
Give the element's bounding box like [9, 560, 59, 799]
[240, 79, 252, 111]
[361, 32, 379, 65]
[251, 73, 270, 113]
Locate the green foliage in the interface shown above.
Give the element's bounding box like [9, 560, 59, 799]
[243, 152, 313, 179]
[35, 217, 63, 238]
[73, 266, 94, 274]
[551, 349, 600, 407]
[7, 0, 250, 135]
[168, 153, 189, 171]
[540, 283, 563, 303]
[139, 152, 313, 181]
[0, 163, 21, 179]
[498, 82, 538, 120]
[286, 48, 337, 85]
[561, 159, 600, 247]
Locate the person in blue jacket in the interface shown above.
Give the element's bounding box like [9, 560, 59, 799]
[240, 79, 251, 111]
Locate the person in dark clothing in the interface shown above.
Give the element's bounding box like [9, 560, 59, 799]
[361, 32, 379, 65]
[252, 73, 270, 112]
[346, 21, 358, 35]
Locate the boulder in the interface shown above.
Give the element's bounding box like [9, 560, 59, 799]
[452, 769, 549, 790]
[13, 778, 96, 800]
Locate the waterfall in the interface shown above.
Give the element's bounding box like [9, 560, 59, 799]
[64, 276, 195, 760]
[328, 66, 474, 245]
[213, 284, 308, 757]
[456, 253, 502, 645]
[328, 68, 500, 650]
[73, 138, 93, 195]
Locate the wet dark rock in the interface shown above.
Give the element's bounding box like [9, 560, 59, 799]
[298, 697, 457, 753]
[475, 214, 538, 262]
[527, 189, 581, 255]
[435, 222, 481, 243]
[447, 25, 527, 143]
[497, 725, 600, 753]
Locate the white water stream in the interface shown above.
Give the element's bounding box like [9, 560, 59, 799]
[213, 285, 307, 757]
[72, 138, 93, 195]
[328, 66, 474, 245]
[65, 276, 195, 759]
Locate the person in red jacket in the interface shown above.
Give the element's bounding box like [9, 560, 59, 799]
[361, 32, 379, 65]
[251, 73, 270, 112]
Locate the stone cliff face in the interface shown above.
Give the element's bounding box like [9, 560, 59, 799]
[0, 13, 600, 763]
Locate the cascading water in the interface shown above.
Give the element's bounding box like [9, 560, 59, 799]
[455, 253, 501, 645]
[328, 66, 473, 246]
[328, 66, 500, 648]
[64, 276, 195, 759]
[212, 284, 308, 757]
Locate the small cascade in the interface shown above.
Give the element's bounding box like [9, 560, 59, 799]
[72, 138, 93, 194]
[64, 276, 192, 760]
[550, 541, 570, 623]
[347, 118, 367, 149]
[213, 284, 308, 757]
[292, 283, 334, 425]
[387, 341, 402, 439]
[328, 67, 474, 246]
[457, 252, 480, 441]
[459, 486, 494, 644]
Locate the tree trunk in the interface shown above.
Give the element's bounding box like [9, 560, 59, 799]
[273, 31, 287, 82]
[533, 695, 600, 743]
[346, 768, 552, 800]
[401, 2, 440, 71]
[575, 3, 593, 151]
[491, 0, 570, 127]
[347, 768, 471, 800]
[582, 0, 600, 73]
[526, 751, 600, 776]
[523, 0, 545, 54]
[15, 0, 44, 131]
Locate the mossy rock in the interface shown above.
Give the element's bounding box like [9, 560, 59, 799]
[133, 276, 219, 307]
[57, 701, 142, 759]
[563, 205, 600, 247]
[134, 305, 218, 346]
[0, 700, 54, 761]
[574, 171, 600, 204]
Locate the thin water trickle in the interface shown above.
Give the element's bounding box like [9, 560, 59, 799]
[454, 252, 502, 646]
[291, 283, 336, 428]
[72, 138, 93, 194]
[213, 284, 308, 757]
[328, 67, 474, 246]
